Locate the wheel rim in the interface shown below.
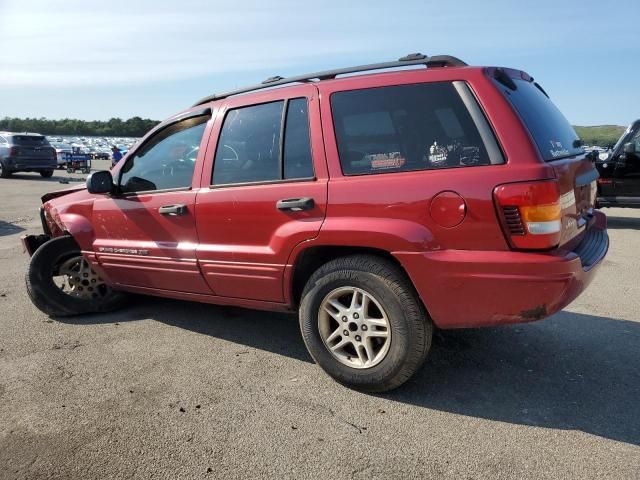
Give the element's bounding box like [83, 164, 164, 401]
[318, 287, 392, 369]
[53, 255, 110, 300]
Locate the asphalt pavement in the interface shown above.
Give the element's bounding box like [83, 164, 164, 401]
[1, 166, 639, 479]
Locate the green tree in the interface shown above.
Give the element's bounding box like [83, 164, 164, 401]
[0, 116, 161, 137]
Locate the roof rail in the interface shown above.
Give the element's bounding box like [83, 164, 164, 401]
[192, 53, 467, 106]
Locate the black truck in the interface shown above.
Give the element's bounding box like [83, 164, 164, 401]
[596, 119, 640, 208]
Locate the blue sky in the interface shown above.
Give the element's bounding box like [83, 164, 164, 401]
[0, 0, 638, 126]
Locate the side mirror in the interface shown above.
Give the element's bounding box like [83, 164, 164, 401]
[624, 142, 636, 154]
[86, 170, 114, 194]
[587, 150, 599, 162]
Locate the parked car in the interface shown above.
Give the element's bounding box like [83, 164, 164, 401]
[0, 132, 57, 178]
[595, 119, 640, 207]
[88, 151, 110, 160]
[22, 54, 608, 392]
[50, 142, 73, 168]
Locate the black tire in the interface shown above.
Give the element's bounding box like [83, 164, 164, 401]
[26, 236, 127, 317]
[299, 255, 432, 392]
[40, 169, 54, 178]
[0, 162, 11, 178]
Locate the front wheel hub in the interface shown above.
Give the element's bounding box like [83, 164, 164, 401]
[54, 256, 110, 300]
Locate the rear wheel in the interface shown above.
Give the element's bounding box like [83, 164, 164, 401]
[26, 236, 127, 316]
[299, 255, 432, 392]
[40, 169, 54, 178]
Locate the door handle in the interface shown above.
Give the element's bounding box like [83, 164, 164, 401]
[158, 204, 187, 216]
[276, 197, 314, 211]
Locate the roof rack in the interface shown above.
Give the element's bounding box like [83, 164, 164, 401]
[192, 53, 467, 106]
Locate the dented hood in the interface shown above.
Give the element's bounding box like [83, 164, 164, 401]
[41, 183, 87, 203]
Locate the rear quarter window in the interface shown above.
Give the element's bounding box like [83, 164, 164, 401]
[330, 82, 501, 176]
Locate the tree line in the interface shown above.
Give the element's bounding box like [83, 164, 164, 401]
[0, 117, 161, 138]
[573, 125, 627, 148]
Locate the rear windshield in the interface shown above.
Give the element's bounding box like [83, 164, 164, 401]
[12, 135, 49, 146]
[494, 77, 583, 162]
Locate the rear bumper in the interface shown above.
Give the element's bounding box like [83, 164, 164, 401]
[5, 157, 56, 170]
[395, 211, 608, 329]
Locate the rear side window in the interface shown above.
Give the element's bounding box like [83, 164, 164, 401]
[494, 76, 583, 162]
[212, 98, 314, 185]
[283, 98, 313, 179]
[330, 82, 495, 175]
[13, 135, 48, 146]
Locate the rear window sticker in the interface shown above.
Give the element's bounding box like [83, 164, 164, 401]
[366, 152, 406, 170]
[549, 140, 570, 159]
[427, 141, 448, 166]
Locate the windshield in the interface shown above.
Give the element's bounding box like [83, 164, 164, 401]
[494, 76, 583, 162]
[612, 123, 637, 153]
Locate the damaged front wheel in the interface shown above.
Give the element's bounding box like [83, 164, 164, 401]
[26, 236, 127, 317]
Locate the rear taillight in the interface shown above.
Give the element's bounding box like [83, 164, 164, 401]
[494, 180, 561, 250]
[9, 146, 20, 156]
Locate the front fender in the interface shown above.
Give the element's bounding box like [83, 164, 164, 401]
[55, 213, 95, 251]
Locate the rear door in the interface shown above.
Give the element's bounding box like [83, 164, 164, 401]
[195, 84, 328, 302]
[492, 70, 599, 247]
[92, 112, 213, 293]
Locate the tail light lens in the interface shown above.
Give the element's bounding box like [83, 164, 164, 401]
[9, 146, 20, 156]
[494, 180, 561, 250]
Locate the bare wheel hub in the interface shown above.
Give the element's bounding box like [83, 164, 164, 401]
[54, 256, 110, 300]
[318, 287, 392, 369]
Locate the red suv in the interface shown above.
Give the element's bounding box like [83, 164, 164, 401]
[23, 54, 608, 392]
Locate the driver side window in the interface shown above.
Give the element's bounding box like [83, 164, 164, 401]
[119, 115, 209, 193]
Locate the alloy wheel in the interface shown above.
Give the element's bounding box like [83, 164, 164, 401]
[318, 287, 392, 369]
[54, 256, 110, 300]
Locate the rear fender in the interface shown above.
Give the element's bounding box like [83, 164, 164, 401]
[312, 217, 437, 252]
[283, 218, 437, 304]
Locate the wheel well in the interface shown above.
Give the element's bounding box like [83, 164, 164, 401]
[290, 246, 407, 308]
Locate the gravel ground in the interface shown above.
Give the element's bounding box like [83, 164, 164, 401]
[1, 166, 639, 480]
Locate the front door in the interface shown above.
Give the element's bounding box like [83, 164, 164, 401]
[195, 85, 328, 303]
[614, 124, 640, 197]
[92, 112, 213, 294]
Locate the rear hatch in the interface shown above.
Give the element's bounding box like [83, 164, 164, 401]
[491, 68, 598, 249]
[12, 135, 55, 159]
